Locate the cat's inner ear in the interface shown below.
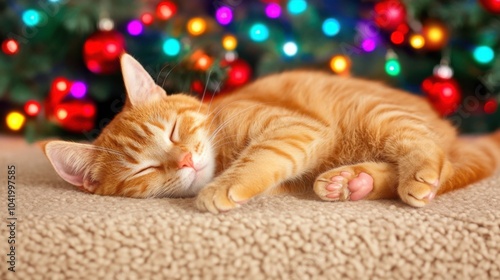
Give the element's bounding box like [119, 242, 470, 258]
[41, 141, 99, 193]
[120, 53, 166, 107]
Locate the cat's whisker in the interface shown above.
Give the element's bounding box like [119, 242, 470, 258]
[198, 69, 213, 113]
[205, 81, 222, 114]
[156, 63, 172, 84]
[161, 62, 180, 90]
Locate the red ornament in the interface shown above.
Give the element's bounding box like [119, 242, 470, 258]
[24, 100, 41, 117]
[225, 59, 252, 88]
[83, 30, 125, 74]
[54, 101, 96, 132]
[479, 0, 500, 13]
[373, 0, 407, 30]
[422, 74, 462, 116]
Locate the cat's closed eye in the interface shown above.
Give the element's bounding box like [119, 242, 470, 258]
[131, 166, 159, 179]
[170, 118, 179, 143]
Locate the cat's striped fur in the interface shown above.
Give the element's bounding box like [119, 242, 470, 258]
[42, 54, 500, 213]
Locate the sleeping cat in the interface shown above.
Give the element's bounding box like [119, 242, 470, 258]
[42, 54, 500, 213]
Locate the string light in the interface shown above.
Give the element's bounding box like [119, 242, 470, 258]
[329, 55, 350, 75]
[283, 41, 298, 57]
[222, 35, 238, 51]
[2, 39, 19, 55]
[249, 23, 269, 42]
[287, 0, 307, 15]
[265, 3, 282, 19]
[194, 54, 212, 70]
[24, 101, 41, 117]
[322, 18, 340, 37]
[98, 18, 114, 31]
[140, 12, 154, 25]
[473, 46, 495, 64]
[163, 38, 181, 56]
[156, 1, 177, 20]
[216, 6, 233, 25]
[56, 108, 68, 120]
[409, 34, 425, 49]
[70, 81, 87, 98]
[6, 112, 26, 131]
[361, 38, 376, 52]
[127, 20, 143, 36]
[187, 18, 207, 36]
[22, 9, 41, 26]
[390, 31, 405, 45]
[54, 77, 70, 93]
[484, 99, 498, 114]
[385, 59, 401, 76]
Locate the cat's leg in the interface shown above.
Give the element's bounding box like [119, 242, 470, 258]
[196, 118, 326, 213]
[314, 162, 398, 201]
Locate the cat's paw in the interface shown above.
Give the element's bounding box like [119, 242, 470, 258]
[398, 168, 440, 207]
[314, 170, 374, 201]
[195, 183, 246, 214]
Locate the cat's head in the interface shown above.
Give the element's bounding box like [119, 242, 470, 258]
[41, 54, 216, 198]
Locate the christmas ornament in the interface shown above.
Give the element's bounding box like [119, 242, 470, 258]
[421, 64, 462, 116]
[54, 101, 96, 132]
[479, 0, 500, 14]
[6, 111, 26, 131]
[330, 55, 350, 75]
[373, 0, 407, 30]
[83, 30, 125, 74]
[422, 21, 448, 50]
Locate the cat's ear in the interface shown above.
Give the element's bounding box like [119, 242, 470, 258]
[120, 53, 166, 107]
[40, 141, 99, 193]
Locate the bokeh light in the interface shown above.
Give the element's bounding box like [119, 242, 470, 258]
[287, 0, 307, 15]
[222, 35, 238, 51]
[409, 34, 425, 49]
[2, 39, 19, 55]
[283, 41, 298, 57]
[473, 46, 495, 64]
[24, 100, 41, 117]
[127, 20, 144, 36]
[156, 1, 177, 20]
[265, 3, 282, 18]
[70, 81, 87, 98]
[322, 18, 340, 37]
[163, 38, 181, 56]
[6, 112, 26, 131]
[140, 12, 154, 25]
[187, 17, 207, 36]
[385, 59, 401, 76]
[361, 38, 376, 52]
[249, 23, 269, 42]
[329, 55, 350, 75]
[216, 6, 233, 25]
[22, 9, 41, 26]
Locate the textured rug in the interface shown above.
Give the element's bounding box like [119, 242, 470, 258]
[1, 136, 499, 279]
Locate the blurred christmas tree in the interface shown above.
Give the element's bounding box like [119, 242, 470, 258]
[1, 0, 499, 142]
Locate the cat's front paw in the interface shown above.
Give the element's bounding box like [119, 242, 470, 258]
[195, 183, 245, 214]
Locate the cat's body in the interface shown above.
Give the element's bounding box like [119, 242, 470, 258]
[43, 54, 500, 213]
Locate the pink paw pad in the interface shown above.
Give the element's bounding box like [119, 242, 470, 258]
[324, 172, 374, 201]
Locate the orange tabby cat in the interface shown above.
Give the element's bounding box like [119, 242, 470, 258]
[42, 54, 500, 213]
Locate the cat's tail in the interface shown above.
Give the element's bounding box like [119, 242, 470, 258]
[437, 131, 500, 194]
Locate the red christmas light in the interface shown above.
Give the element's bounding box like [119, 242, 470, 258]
[54, 101, 96, 132]
[484, 99, 498, 114]
[2, 39, 19, 55]
[140, 12, 154, 25]
[24, 100, 41, 117]
[226, 59, 252, 88]
[390, 31, 405, 45]
[479, 0, 500, 13]
[156, 2, 177, 20]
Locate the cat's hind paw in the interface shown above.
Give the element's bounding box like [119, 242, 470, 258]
[314, 171, 374, 201]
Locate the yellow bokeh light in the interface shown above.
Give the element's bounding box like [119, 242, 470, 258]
[329, 55, 350, 74]
[6, 111, 26, 131]
[427, 27, 443, 43]
[187, 17, 207, 36]
[222, 35, 238, 51]
[410, 34, 425, 49]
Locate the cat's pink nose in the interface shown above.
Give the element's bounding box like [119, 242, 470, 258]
[178, 152, 194, 169]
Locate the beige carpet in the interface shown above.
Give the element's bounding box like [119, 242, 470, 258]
[1, 136, 499, 279]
